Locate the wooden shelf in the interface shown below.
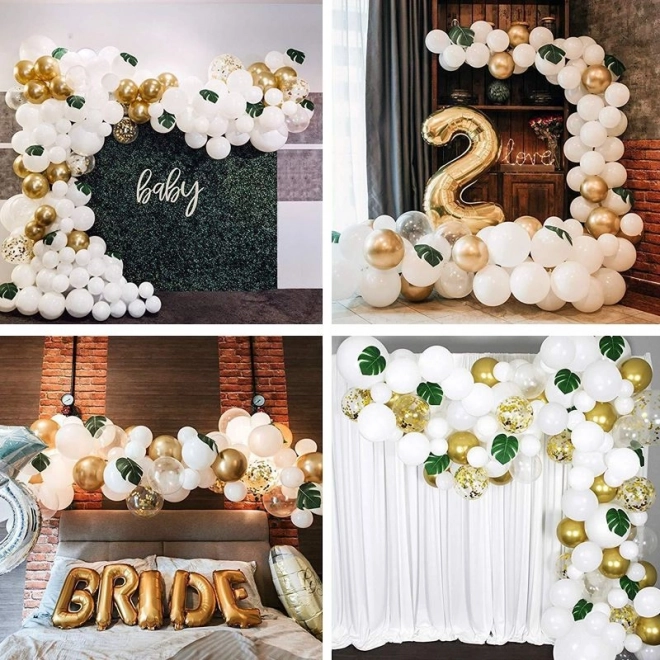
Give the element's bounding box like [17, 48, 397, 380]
[474, 105, 565, 112]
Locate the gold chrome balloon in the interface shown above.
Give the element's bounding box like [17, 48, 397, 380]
[185, 572, 217, 628]
[488, 52, 515, 79]
[637, 615, 660, 646]
[247, 62, 271, 76]
[169, 570, 189, 630]
[139, 78, 163, 103]
[452, 234, 489, 272]
[580, 175, 609, 203]
[24, 220, 45, 241]
[620, 357, 653, 394]
[96, 564, 139, 630]
[556, 517, 587, 548]
[24, 80, 50, 104]
[212, 448, 248, 481]
[471, 357, 499, 387]
[274, 422, 293, 448]
[618, 228, 643, 245]
[295, 452, 323, 483]
[590, 473, 618, 503]
[22, 172, 49, 199]
[640, 561, 658, 589]
[423, 468, 438, 487]
[586, 207, 621, 238]
[12, 155, 29, 179]
[618, 476, 656, 512]
[34, 205, 57, 227]
[600, 547, 630, 579]
[33, 56, 59, 81]
[447, 431, 479, 465]
[67, 230, 90, 252]
[422, 106, 504, 233]
[252, 70, 277, 92]
[29, 418, 59, 448]
[50, 76, 73, 101]
[363, 229, 405, 270]
[213, 570, 262, 628]
[582, 64, 613, 94]
[585, 401, 617, 432]
[14, 60, 35, 85]
[46, 161, 71, 184]
[490, 471, 513, 486]
[148, 434, 182, 461]
[115, 78, 139, 104]
[52, 567, 100, 629]
[157, 72, 179, 88]
[72, 455, 106, 491]
[514, 215, 543, 239]
[137, 570, 163, 630]
[274, 66, 298, 88]
[128, 100, 150, 125]
[507, 22, 530, 46]
[392, 394, 430, 433]
[547, 430, 575, 463]
[401, 276, 434, 302]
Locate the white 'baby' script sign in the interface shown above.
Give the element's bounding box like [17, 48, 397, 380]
[136, 168, 204, 218]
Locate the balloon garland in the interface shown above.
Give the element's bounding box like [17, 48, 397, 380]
[333, 23, 640, 313]
[18, 409, 322, 531]
[3, 35, 314, 321]
[337, 335, 660, 657]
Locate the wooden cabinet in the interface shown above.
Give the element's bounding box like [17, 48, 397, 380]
[502, 172, 565, 221]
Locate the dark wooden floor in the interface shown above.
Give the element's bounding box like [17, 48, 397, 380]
[334, 642, 554, 659]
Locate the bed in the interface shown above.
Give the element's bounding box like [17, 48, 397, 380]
[0, 510, 322, 660]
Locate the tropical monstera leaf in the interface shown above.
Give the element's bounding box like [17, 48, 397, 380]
[424, 453, 450, 476]
[287, 48, 306, 64]
[246, 102, 265, 118]
[116, 457, 143, 486]
[120, 52, 138, 67]
[538, 44, 566, 64]
[554, 369, 581, 394]
[331, 231, 341, 244]
[448, 25, 475, 47]
[25, 145, 44, 156]
[297, 482, 321, 510]
[52, 47, 68, 60]
[300, 98, 315, 111]
[546, 225, 573, 245]
[198, 433, 218, 453]
[600, 336, 625, 361]
[66, 95, 85, 110]
[612, 187, 634, 205]
[491, 434, 519, 465]
[158, 111, 176, 129]
[620, 575, 640, 600]
[199, 89, 219, 104]
[605, 54, 626, 78]
[417, 382, 443, 406]
[606, 508, 631, 537]
[414, 244, 443, 267]
[0, 283, 18, 300]
[31, 453, 50, 472]
[572, 599, 593, 621]
[358, 346, 386, 376]
[84, 415, 108, 435]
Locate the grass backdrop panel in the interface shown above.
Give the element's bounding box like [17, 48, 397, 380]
[85, 126, 277, 291]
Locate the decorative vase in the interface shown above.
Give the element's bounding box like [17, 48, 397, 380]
[486, 81, 510, 105]
[541, 16, 556, 35]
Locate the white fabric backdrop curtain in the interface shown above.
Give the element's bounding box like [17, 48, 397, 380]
[332, 353, 568, 651]
[331, 0, 369, 230]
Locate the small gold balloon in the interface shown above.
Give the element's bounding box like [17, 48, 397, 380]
[113, 117, 139, 144]
[423, 468, 438, 488]
[363, 229, 405, 270]
[507, 21, 530, 47]
[115, 78, 139, 104]
[124, 425, 137, 435]
[580, 175, 609, 203]
[586, 207, 621, 238]
[14, 60, 35, 85]
[386, 392, 401, 409]
[157, 72, 179, 88]
[30, 418, 59, 448]
[454, 465, 489, 499]
[12, 155, 29, 178]
[582, 64, 613, 94]
[451, 235, 489, 272]
[585, 401, 617, 432]
[600, 546, 630, 579]
[50, 75, 73, 101]
[34, 205, 57, 227]
[341, 387, 372, 420]
[637, 615, 660, 646]
[73, 455, 106, 492]
[488, 52, 515, 80]
[24, 80, 50, 104]
[489, 471, 513, 486]
[620, 357, 653, 394]
[618, 228, 643, 245]
[46, 161, 71, 184]
[514, 215, 543, 239]
[212, 448, 248, 482]
[556, 517, 587, 548]
[496, 396, 534, 434]
[252, 70, 277, 92]
[392, 394, 430, 433]
[640, 561, 658, 589]
[295, 452, 323, 483]
[471, 357, 499, 387]
[590, 473, 618, 503]
[273, 422, 293, 448]
[148, 435, 182, 461]
[274, 66, 298, 89]
[138, 78, 163, 103]
[447, 431, 479, 465]
[128, 100, 150, 125]
[547, 430, 575, 463]
[66, 230, 90, 252]
[618, 476, 657, 513]
[33, 56, 59, 81]
[22, 172, 49, 199]
[401, 276, 434, 302]
[25, 220, 45, 241]
[610, 604, 639, 632]
[247, 62, 270, 76]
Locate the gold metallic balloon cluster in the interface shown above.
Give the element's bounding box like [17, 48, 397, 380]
[14, 55, 72, 104]
[246, 61, 309, 103]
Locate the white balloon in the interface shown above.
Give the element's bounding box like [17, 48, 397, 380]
[634, 588, 660, 618]
[512, 44, 536, 68]
[486, 29, 509, 52]
[397, 432, 430, 465]
[538, 402, 569, 435]
[357, 403, 397, 442]
[360, 267, 401, 307]
[582, 360, 623, 402]
[561, 487, 599, 521]
[440, 368, 474, 401]
[472, 265, 511, 306]
[484, 222, 531, 267]
[336, 336, 389, 388]
[572, 541, 603, 572]
[418, 345, 454, 383]
[510, 262, 550, 304]
[551, 261, 591, 302]
[385, 358, 420, 394]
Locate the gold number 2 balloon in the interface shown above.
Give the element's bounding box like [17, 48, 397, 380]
[422, 105, 505, 233]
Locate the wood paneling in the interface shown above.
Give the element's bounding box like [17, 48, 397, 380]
[502, 172, 565, 220]
[283, 337, 323, 578]
[0, 337, 43, 426]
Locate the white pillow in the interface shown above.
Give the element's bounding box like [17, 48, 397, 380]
[155, 556, 265, 615]
[30, 555, 157, 625]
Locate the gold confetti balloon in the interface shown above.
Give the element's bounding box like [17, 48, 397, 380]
[66, 152, 95, 176]
[392, 394, 430, 433]
[241, 459, 278, 496]
[341, 387, 372, 420]
[610, 604, 639, 633]
[618, 476, 656, 512]
[546, 430, 574, 463]
[556, 552, 572, 579]
[2, 234, 34, 264]
[497, 396, 534, 434]
[126, 485, 164, 518]
[454, 465, 489, 500]
[282, 78, 310, 103]
[113, 117, 139, 144]
[632, 390, 660, 445]
[209, 54, 243, 82]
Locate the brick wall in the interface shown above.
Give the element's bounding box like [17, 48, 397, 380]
[621, 140, 660, 294]
[23, 336, 297, 618]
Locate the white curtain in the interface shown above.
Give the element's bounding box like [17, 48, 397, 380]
[332, 354, 568, 651]
[331, 0, 369, 230]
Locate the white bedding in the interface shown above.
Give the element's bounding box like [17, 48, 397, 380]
[0, 608, 322, 660]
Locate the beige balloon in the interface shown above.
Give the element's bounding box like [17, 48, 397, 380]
[451, 235, 489, 272]
[363, 229, 404, 270]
